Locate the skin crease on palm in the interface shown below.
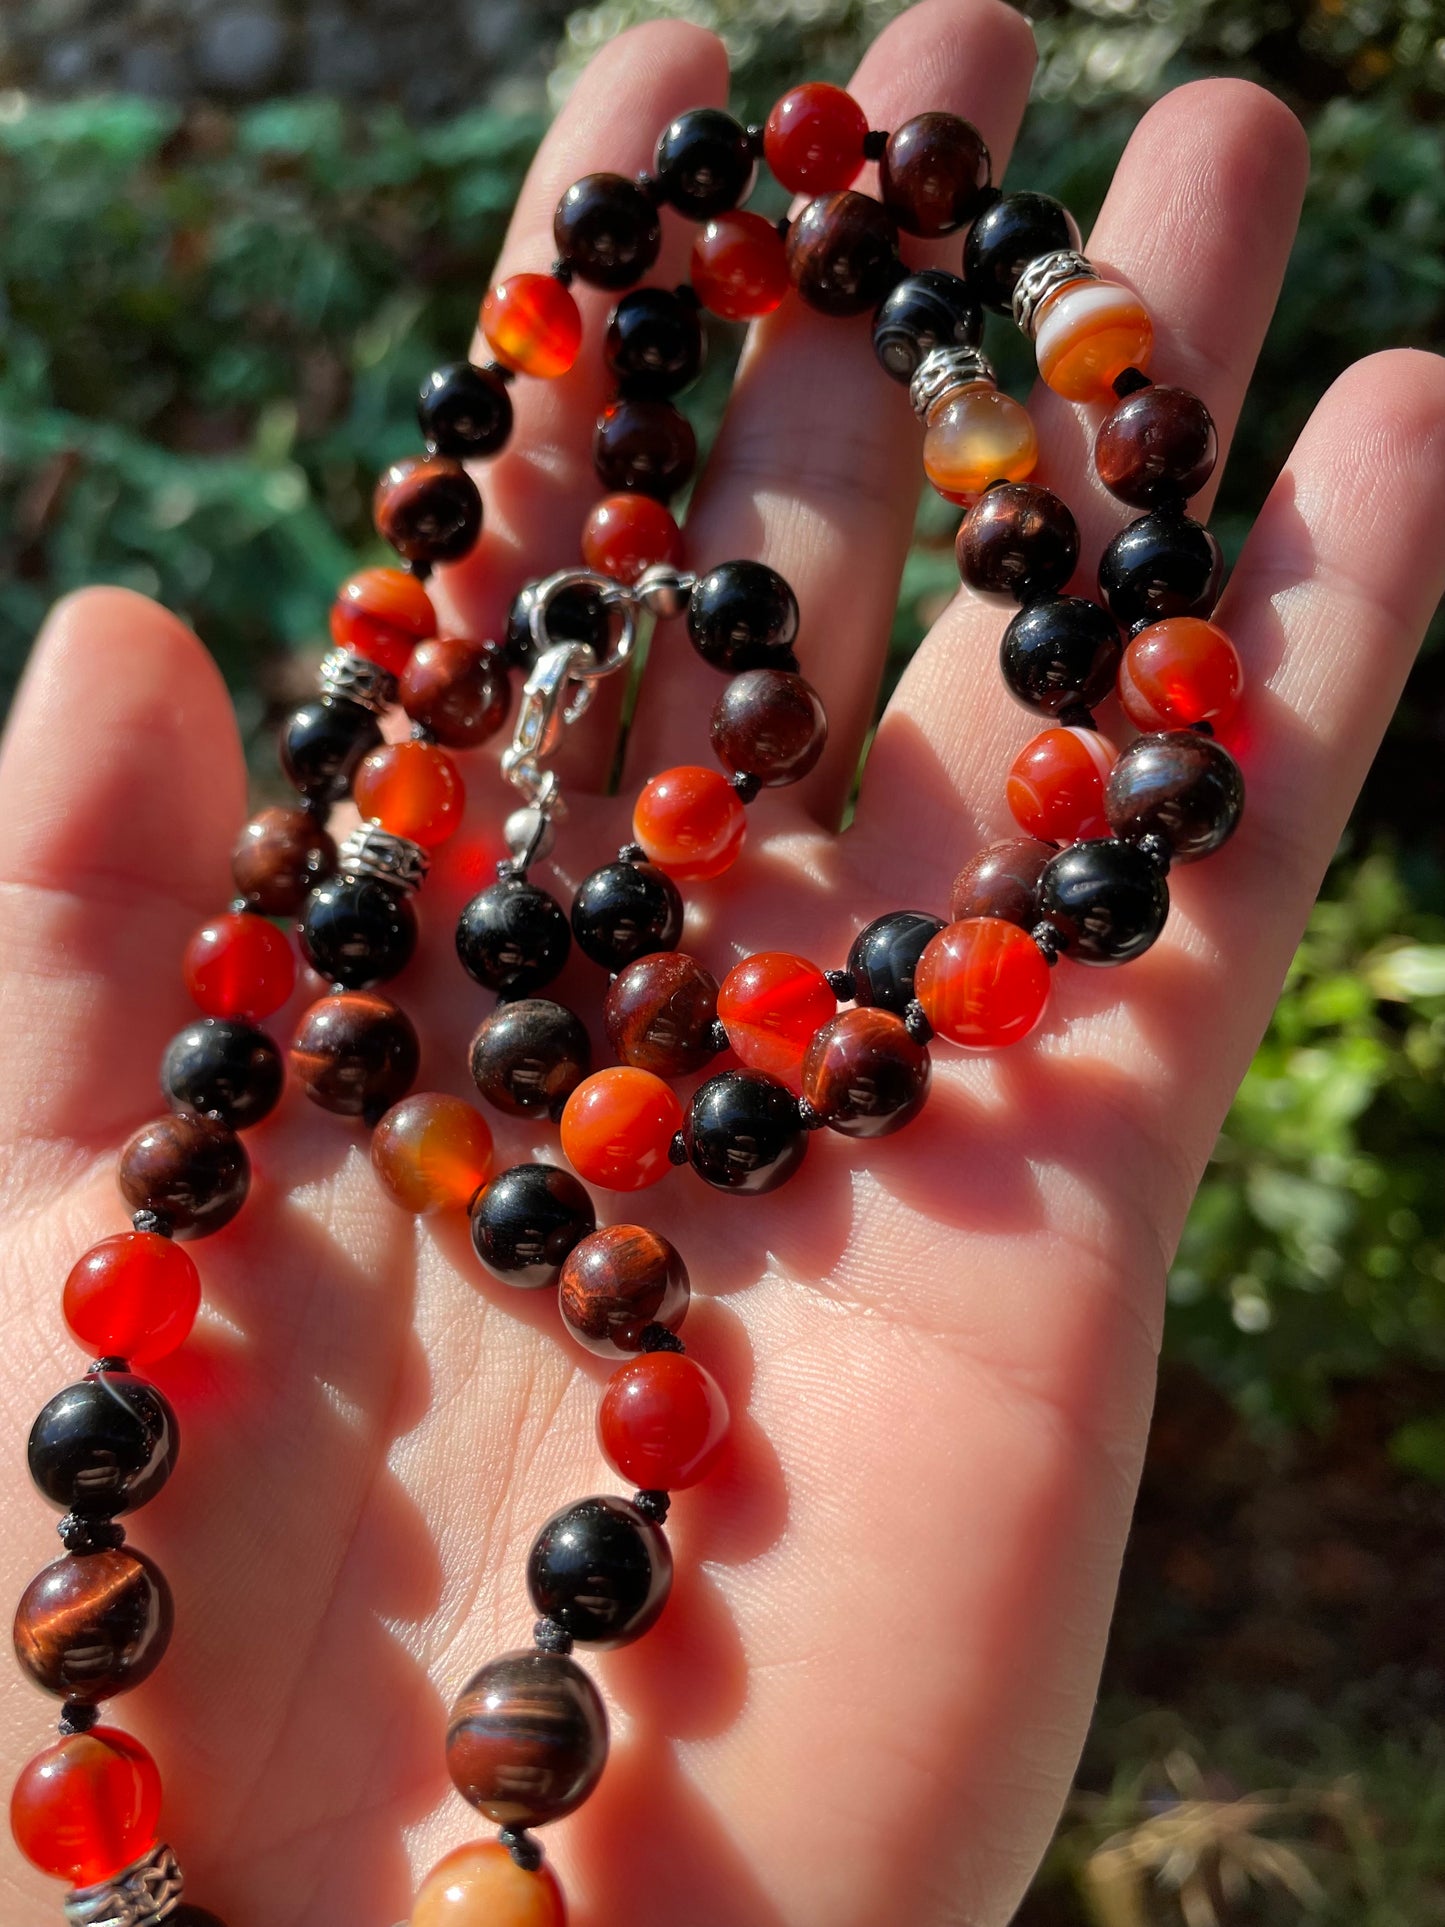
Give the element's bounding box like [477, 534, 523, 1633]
[1, 2, 1444, 1923]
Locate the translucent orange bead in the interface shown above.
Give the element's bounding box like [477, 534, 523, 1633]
[690, 211, 791, 321]
[581, 494, 681, 585]
[481, 274, 583, 380]
[371, 1092, 494, 1215]
[10, 1726, 161, 1886]
[331, 567, 437, 676]
[914, 917, 1050, 1049]
[717, 951, 836, 1083]
[353, 741, 464, 849]
[1034, 278, 1153, 403]
[560, 1067, 683, 1191]
[183, 908, 295, 1021]
[922, 383, 1038, 503]
[1118, 616, 1243, 732]
[411, 1841, 567, 1927]
[1006, 725, 1119, 844]
[63, 1232, 201, 1364]
[632, 766, 746, 881]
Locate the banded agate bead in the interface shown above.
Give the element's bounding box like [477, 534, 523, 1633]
[371, 1093, 494, 1215]
[481, 274, 582, 380]
[10, 1727, 162, 1886]
[914, 918, 1050, 1049]
[922, 383, 1038, 502]
[559, 1068, 683, 1191]
[1006, 725, 1119, 844]
[717, 951, 835, 1084]
[331, 567, 436, 676]
[1034, 278, 1153, 403]
[1118, 616, 1243, 732]
[633, 767, 746, 881]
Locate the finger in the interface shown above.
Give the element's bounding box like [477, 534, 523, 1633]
[0, 588, 245, 1152]
[626, 0, 1037, 824]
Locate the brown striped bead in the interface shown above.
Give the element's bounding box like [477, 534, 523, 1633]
[231, 805, 337, 916]
[603, 951, 720, 1078]
[446, 1651, 608, 1828]
[373, 454, 482, 564]
[117, 1112, 249, 1240]
[558, 1225, 690, 1358]
[290, 991, 420, 1122]
[13, 1549, 173, 1702]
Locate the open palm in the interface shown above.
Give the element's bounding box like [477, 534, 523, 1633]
[2, 5, 1444, 1923]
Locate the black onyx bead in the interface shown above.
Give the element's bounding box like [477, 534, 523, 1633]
[1000, 595, 1121, 717]
[593, 397, 697, 500]
[456, 877, 571, 996]
[299, 875, 417, 990]
[554, 173, 662, 290]
[469, 999, 591, 1118]
[654, 108, 754, 218]
[417, 360, 514, 459]
[470, 1164, 597, 1289]
[604, 288, 705, 399]
[280, 698, 382, 805]
[686, 560, 799, 674]
[1095, 384, 1218, 509]
[879, 112, 992, 236]
[571, 861, 682, 971]
[526, 1495, 673, 1648]
[28, 1374, 178, 1518]
[1098, 510, 1224, 634]
[1039, 839, 1170, 966]
[786, 191, 901, 318]
[161, 1018, 283, 1130]
[506, 581, 610, 670]
[1105, 731, 1244, 863]
[870, 268, 982, 384]
[956, 483, 1079, 604]
[963, 191, 1081, 314]
[846, 911, 945, 1015]
[683, 1070, 808, 1194]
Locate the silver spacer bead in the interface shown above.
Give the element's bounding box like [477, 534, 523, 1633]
[633, 562, 698, 619]
[65, 1842, 184, 1926]
[338, 823, 430, 892]
[504, 804, 557, 867]
[319, 647, 398, 715]
[909, 344, 998, 422]
[1010, 249, 1098, 339]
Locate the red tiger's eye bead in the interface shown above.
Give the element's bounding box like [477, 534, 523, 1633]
[183, 909, 295, 1022]
[598, 1352, 729, 1489]
[717, 951, 835, 1082]
[352, 741, 464, 849]
[411, 1841, 569, 1927]
[690, 211, 791, 321]
[481, 274, 583, 380]
[330, 567, 437, 676]
[371, 1093, 494, 1215]
[10, 1726, 161, 1885]
[63, 1233, 201, 1364]
[1006, 725, 1119, 844]
[373, 455, 483, 566]
[1118, 616, 1243, 732]
[560, 1068, 683, 1192]
[399, 639, 511, 750]
[632, 767, 746, 881]
[764, 82, 868, 194]
[581, 494, 682, 585]
[914, 918, 1051, 1049]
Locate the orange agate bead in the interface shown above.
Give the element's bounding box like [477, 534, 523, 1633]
[10, 1727, 161, 1886]
[690, 211, 791, 321]
[560, 1067, 683, 1191]
[581, 494, 682, 585]
[371, 1092, 494, 1215]
[353, 740, 464, 848]
[481, 274, 583, 380]
[1006, 725, 1119, 844]
[183, 908, 295, 1022]
[717, 951, 836, 1083]
[411, 1841, 568, 1927]
[331, 566, 437, 677]
[922, 383, 1038, 502]
[632, 766, 746, 881]
[1034, 278, 1153, 403]
[1118, 616, 1243, 732]
[914, 917, 1051, 1049]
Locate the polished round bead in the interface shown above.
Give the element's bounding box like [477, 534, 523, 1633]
[571, 861, 682, 971]
[183, 910, 294, 1023]
[118, 1112, 248, 1239]
[10, 1727, 161, 1886]
[604, 951, 721, 1078]
[560, 1068, 683, 1192]
[559, 1225, 689, 1358]
[1039, 839, 1170, 965]
[232, 806, 336, 917]
[654, 107, 754, 217]
[683, 1069, 807, 1194]
[418, 360, 514, 459]
[1118, 615, 1243, 732]
[28, 1373, 177, 1517]
[846, 910, 945, 1015]
[923, 383, 1038, 502]
[505, 580, 611, 668]
[447, 1651, 607, 1827]
[456, 877, 571, 996]
[880, 112, 991, 234]
[411, 1842, 568, 1927]
[914, 918, 1051, 1049]
[1098, 510, 1224, 634]
[14, 1548, 173, 1702]
[963, 191, 1081, 314]
[949, 838, 1054, 929]
[786, 190, 900, 318]
[527, 1495, 673, 1648]
[280, 697, 381, 805]
[400, 639, 510, 749]
[581, 494, 682, 586]
[353, 740, 464, 849]
[469, 999, 591, 1118]
[1006, 725, 1119, 844]
[481, 274, 583, 380]
[710, 668, 826, 786]
[161, 1017, 284, 1130]
[374, 454, 483, 565]
[717, 951, 835, 1083]
[690, 210, 790, 321]
[687, 559, 799, 675]
[1035, 278, 1153, 402]
[593, 397, 696, 501]
[956, 482, 1079, 603]
[632, 766, 746, 881]
[801, 1007, 931, 1138]
[1095, 383, 1218, 508]
[299, 875, 418, 990]
[1000, 594, 1121, 717]
[1105, 731, 1244, 863]
[330, 566, 436, 676]
[63, 1235, 200, 1366]
[598, 1351, 729, 1489]
[870, 267, 981, 384]
[555, 173, 661, 289]
[371, 1093, 494, 1215]
[290, 990, 419, 1120]
[604, 287, 704, 398]
[470, 1164, 596, 1289]
[764, 82, 867, 194]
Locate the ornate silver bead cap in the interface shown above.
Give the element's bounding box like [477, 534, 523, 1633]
[909, 345, 998, 422]
[1011, 249, 1098, 339]
[64, 1842, 184, 1926]
[319, 647, 398, 715]
[338, 823, 430, 892]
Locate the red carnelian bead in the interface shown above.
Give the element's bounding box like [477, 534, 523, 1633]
[915, 918, 1050, 1049]
[481, 274, 583, 381]
[581, 494, 682, 585]
[598, 1352, 729, 1489]
[353, 741, 464, 849]
[371, 1093, 495, 1215]
[632, 767, 746, 882]
[717, 952, 836, 1083]
[330, 567, 436, 677]
[63, 1233, 201, 1364]
[183, 910, 295, 1022]
[10, 1726, 162, 1886]
[1118, 616, 1243, 732]
[690, 211, 791, 321]
[1006, 726, 1119, 844]
[764, 83, 868, 194]
[560, 1068, 684, 1191]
